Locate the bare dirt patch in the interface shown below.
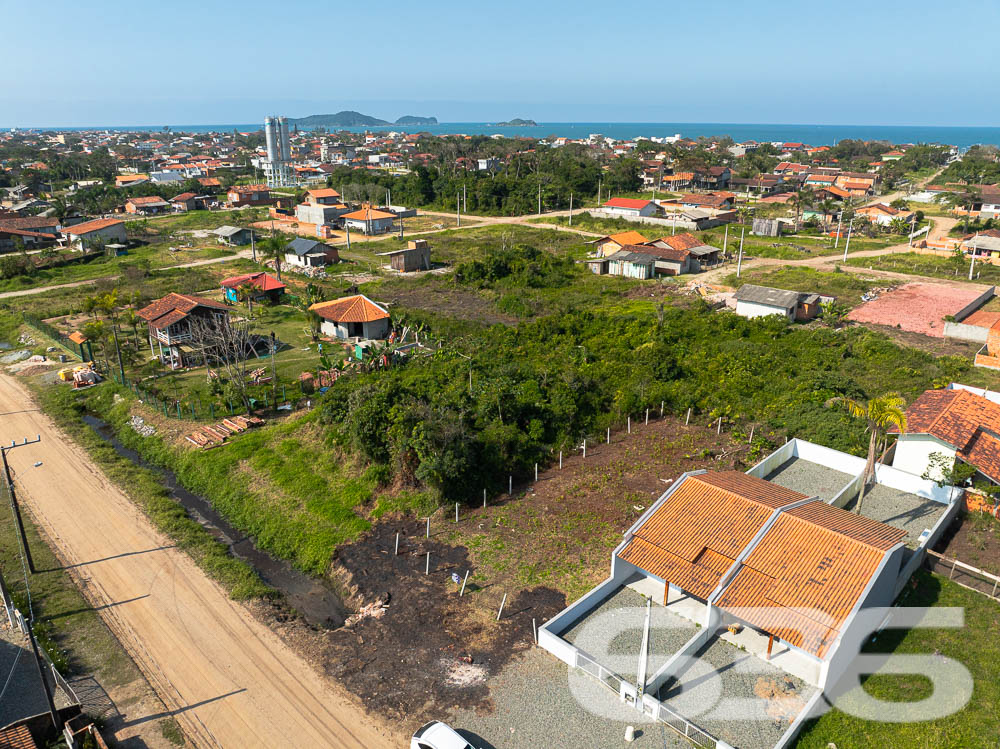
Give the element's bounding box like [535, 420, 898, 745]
[380, 282, 517, 326]
[934, 510, 1000, 577]
[856, 323, 984, 358]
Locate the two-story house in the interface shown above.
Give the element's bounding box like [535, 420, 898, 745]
[137, 292, 231, 369]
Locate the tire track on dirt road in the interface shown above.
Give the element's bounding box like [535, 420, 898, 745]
[0, 374, 397, 749]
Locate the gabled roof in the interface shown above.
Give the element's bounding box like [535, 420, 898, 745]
[286, 237, 330, 255]
[170, 192, 197, 202]
[594, 230, 648, 247]
[309, 294, 389, 323]
[603, 197, 653, 210]
[63, 218, 124, 236]
[220, 271, 286, 292]
[213, 225, 246, 237]
[716, 499, 904, 658]
[307, 188, 341, 199]
[734, 284, 801, 309]
[127, 195, 169, 206]
[137, 292, 229, 330]
[618, 472, 807, 600]
[341, 207, 396, 221]
[895, 388, 1000, 482]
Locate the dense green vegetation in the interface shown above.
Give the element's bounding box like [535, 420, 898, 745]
[934, 145, 1000, 186]
[323, 143, 639, 215]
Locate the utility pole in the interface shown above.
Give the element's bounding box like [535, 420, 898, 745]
[463, 183, 467, 213]
[970, 234, 979, 281]
[345, 224, 351, 250]
[111, 323, 125, 384]
[26, 618, 61, 733]
[737, 226, 745, 277]
[842, 218, 854, 262]
[2, 437, 40, 574]
[457, 192, 461, 227]
[597, 178, 602, 206]
[908, 213, 916, 249]
[250, 229, 257, 263]
[834, 212, 843, 249]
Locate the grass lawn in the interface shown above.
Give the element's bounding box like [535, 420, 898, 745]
[795, 569, 1000, 749]
[723, 266, 889, 305]
[0, 238, 237, 294]
[844, 252, 1000, 285]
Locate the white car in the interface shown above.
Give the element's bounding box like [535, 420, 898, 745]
[410, 721, 476, 749]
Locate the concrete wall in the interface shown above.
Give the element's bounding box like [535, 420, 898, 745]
[893, 497, 962, 596]
[735, 299, 793, 320]
[944, 320, 990, 343]
[589, 210, 725, 231]
[645, 608, 721, 694]
[889, 436, 957, 489]
[745, 440, 795, 479]
[953, 285, 995, 322]
[874, 459, 958, 504]
[821, 543, 906, 690]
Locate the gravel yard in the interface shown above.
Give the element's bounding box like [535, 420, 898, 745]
[449, 648, 691, 749]
[658, 637, 817, 749]
[562, 586, 698, 684]
[845, 486, 949, 546]
[764, 457, 854, 501]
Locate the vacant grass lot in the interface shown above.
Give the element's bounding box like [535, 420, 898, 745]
[723, 266, 890, 305]
[795, 570, 1000, 749]
[845, 252, 1000, 285]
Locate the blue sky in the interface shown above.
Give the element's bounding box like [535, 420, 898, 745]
[2, 0, 998, 127]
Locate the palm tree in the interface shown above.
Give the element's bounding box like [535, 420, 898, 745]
[826, 393, 907, 513]
[261, 233, 285, 282]
[237, 282, 257, 318]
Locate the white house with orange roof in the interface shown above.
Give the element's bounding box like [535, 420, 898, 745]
[308, 294, 390, 340]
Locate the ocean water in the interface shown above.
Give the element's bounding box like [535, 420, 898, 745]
[24, 122, 1000, 149]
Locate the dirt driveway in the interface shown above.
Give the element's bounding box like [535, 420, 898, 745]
[0, 375, 397, 749]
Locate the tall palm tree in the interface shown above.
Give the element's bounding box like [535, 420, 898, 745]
[261, 233, 285, 282]
[827, 393, 907, 513]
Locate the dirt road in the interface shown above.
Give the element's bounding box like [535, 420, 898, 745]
[0, 375, 396, 749]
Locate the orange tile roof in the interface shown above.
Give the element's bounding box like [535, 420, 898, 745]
[897, 388, 1000, 482]
[601, 230, 648, 246]
[127, 195, 168, 205]
[342, 207, 396, 221]
[68, 331, 87, 344]
[137, 292, 229, 330]
[308, 188, 342, 198]
[618, 472, 808, 600]
[309, 294, 389, 323]
[220, 271, 285, 292]
[650, 232, 703, 252]
[64, 217, 123, 235]
[715, 500, 905, 657]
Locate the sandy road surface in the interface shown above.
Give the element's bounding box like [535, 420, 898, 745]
[0, 375, 396, 749]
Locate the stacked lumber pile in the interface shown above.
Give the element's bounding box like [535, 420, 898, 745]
[185, 415, 265, 448]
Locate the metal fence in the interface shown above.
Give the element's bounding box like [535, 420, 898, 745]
[925, 549, 1000, 601]
[573, 650, 718, 749]
[21, 313, 84, 360]
[651, 700, 717, 748]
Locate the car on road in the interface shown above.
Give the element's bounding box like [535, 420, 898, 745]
[410, 720, 476, 749]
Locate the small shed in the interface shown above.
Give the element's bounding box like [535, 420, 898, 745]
[214, 225, 252, 246]
[377, 239, 432, 272]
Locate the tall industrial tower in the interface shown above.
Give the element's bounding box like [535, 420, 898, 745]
[263, 115, 293, 187]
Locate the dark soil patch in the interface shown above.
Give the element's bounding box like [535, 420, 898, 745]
[861, 323, 983, 358]
[380, 281, 516, 326]
[250, 519, 564, 733]
[934, 510, 1000, 577]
